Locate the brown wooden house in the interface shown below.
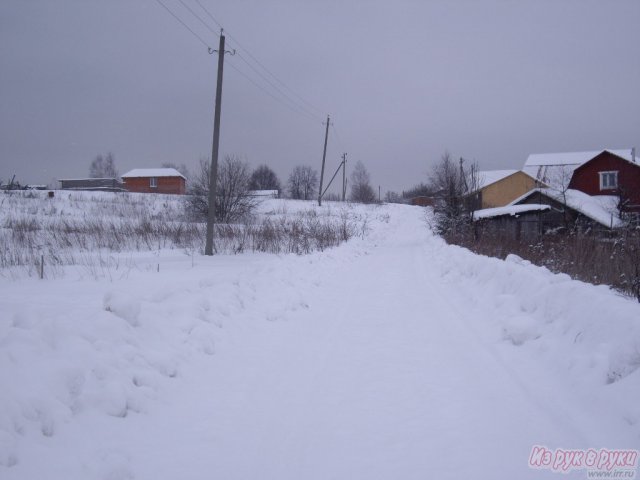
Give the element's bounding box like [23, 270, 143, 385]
[473, 204, 551, 240]
[512, 188, 624, 231]
[121, 168, 186, 195]
[473, 188, 624, 241]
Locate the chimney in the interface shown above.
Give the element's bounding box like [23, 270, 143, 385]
[632, 147, 636, 163]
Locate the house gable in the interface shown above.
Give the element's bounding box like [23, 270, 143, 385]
[474, 170, 540, 209]
[569, 151, 640, 211]
[522, 148, 636, 189]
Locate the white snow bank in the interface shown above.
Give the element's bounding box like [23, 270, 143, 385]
[0, 199, 639, 479]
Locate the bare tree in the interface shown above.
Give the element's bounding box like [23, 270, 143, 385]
[90, 152, 118, 178]
[547, 165, 575, 229]
[384, 190, 404, 204]
[187, 155, 257, 223]
[249, 165, 281, 192]
[287, 165, 318, 200]
[465, 161, 482, 213]
[349, 161, 376, 203]
[402, 182, 434, 200]
[429, 152, 479, 234]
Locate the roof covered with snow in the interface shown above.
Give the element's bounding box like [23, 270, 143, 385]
[121, 168, 186, 179]
[523, 149, 636, 167]
[473, 204, 550, 220]
[475, 170, 519, 190]
[522, 149, 637, 187]
[510, 188, 624, 228]
[58, 177, 119, 181]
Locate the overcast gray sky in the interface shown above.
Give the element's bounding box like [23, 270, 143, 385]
[1, 0, 639, 194]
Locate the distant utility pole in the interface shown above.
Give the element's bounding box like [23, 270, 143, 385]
[318, 115, 331, 206]
[205, 30, 235, 256]
[379, 185, 381, 203]
[459, 157, 468, 193]
[341, 153, 347, 201]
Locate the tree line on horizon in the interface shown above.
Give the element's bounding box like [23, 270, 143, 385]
[86, 151, 379, 205]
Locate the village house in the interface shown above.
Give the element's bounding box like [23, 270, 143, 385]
[568, 150, 640, 213]
[513, 188, 623, 230]
[121, 168, 186, 195]
[522, 148, 639, 213]
[410, 196, 436, 207]
[472, 204, 551, 240]
[59, 178, 125, 192]
[248, 189, 279, 198]
[472, 188, 624, 241]
[468, 169, 541, 210]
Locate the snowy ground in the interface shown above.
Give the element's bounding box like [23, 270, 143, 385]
[1, 199, 639, 479]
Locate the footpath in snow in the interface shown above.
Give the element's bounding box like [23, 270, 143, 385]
[1, 201, 639, 479]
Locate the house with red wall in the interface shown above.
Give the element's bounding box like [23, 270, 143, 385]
[523, 148, 639, 214]
[569, 150, 640, 212]
[121, 168, 186, 195]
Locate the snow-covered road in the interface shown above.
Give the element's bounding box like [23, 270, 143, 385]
[1, 202, 639, 479]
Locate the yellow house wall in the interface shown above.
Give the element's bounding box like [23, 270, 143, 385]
[481, 172, 538, 208]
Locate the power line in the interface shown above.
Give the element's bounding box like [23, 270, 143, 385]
[235, 52, 323, 122]
[225, 59, 321, 124]
[193, 0, 224, 31]
[153, 0, 212, 50]
[177, 0, 218, 36]
[154, 0, 329, 125]
[331, 124, 348, 153]
[227, 36, 325, 116]
[193, 0, 324, 116]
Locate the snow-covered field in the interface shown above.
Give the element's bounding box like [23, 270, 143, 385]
[1, 194, 639, 479]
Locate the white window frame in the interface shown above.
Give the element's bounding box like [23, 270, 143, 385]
[599, 171, 618, 190]
[150, 177, 158, 188]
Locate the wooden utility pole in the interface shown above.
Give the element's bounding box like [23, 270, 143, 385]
[341, 153, 347, 201]
[205, 32, 233, 256]
[318, 115, 330, 206]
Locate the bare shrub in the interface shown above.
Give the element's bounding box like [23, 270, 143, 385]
[323, 192, 341, 202]
[186, 155, 258, 223]
[349, 161, 376, 204]
[445, 225, 640, 302]
[0, 191, 366, 278]
[287, 165, 318, 200]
